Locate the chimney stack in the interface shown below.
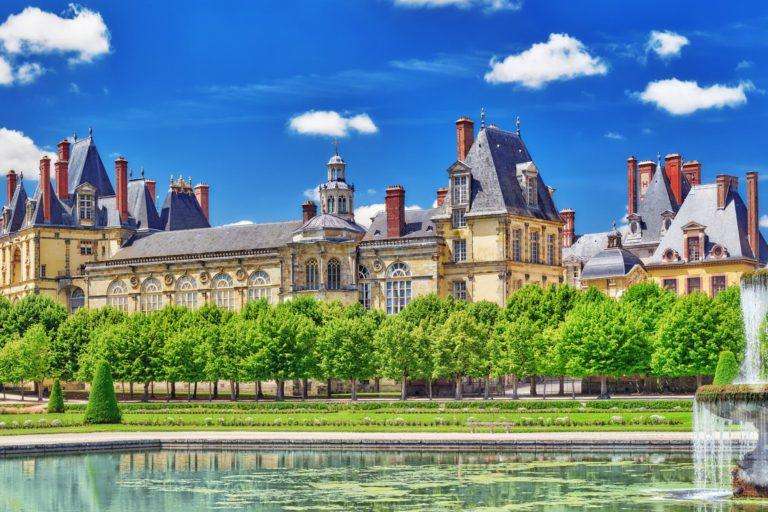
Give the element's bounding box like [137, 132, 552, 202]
[145, 179, 156, 202]
[436, 187, 448, 207]
[55, 139, 70, 201]
[637, 160, 657, 198]
[747, 171, 759, 259]
[302, 200, 317, 222]
[385, 185, 405, 238]
[664, 153, 684, 205]
[6, 170, 17, 205]
[455, 117, 474, 161]
[716, 174, 738, 210]
[683, 161, 702, 186]
[194, 183, 210, 221]
[627, 156, 638, 215]
[40, 156, 52, 223]
[115, 157, 128, 223]
[560, 209, 575, 248]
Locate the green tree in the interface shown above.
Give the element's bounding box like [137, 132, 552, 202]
[492, 316, 539, 399]
[317, 314, 376, 400]
[84, 361, 121, 424]
[620, 282, 677, 334]
[6, 294, 66, 337]
[219, 316, 250, 400]
[52, 307, 125, 381]
[0, 338, 24, 399]
[48, 378, 65, 413]
[432, 309, 485, 400]
[164, 324, 210, 400]
[18, 324, 52, 401]
[375, 314, 428, 400]
[713, 350, 740, 386]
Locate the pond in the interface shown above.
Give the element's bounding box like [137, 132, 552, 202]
[0, 449, 761, 511]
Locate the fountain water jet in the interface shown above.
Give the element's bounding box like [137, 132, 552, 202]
[694, 271, 768, 499]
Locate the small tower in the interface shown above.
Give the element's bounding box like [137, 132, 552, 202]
[318, 142, 355, 221]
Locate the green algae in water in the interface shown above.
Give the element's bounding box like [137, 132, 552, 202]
[0, 449, 747, 511]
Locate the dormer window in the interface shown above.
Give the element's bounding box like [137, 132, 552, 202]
[526, 175, 538, 206]
[452, 175, 468, 205]
[687, 237, 701, 262]
[79, 192, 94, 221]
[516, 161, 539, 208]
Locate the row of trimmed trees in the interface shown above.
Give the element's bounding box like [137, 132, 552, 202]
[0, 281, 746, 401]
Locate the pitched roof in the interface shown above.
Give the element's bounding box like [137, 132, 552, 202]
[363, 208, 438, 241]
[294, 213, 365, 234]
[630, 165, 680, 246]
[29, 181, 71, 226]
[581, 246, 644, 280]
[127, 179, 162, 231]
[67, 136, 115, 196]
[3, 182, 28, 233]
[159, 189, 210, 231]
[108, 220, 302, 261]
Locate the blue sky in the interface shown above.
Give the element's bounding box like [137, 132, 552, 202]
[0, 1, 767, 234]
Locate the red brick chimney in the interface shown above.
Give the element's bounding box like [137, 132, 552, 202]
[115, 156, 128, 223]
[6, 170, 17, 204]
[627, 156, 637, 215]
[145, 179, 156, 202]
[302, 200, 317, 222]
[194, 183, 210, 221]
[682, 161, 701, 186]
[716, 174, 738, 210]
[40, 156, 52, 223]
[385, 185, 405, 238]
[664, 153, 684, 205]
[637, 161, 656, 198]
[560, 209, 575, 248]
[55, 139, 70, 200]
[747, 171, 759, 259]
[455, 117, 474, 161]
[436, 187, 448, 207]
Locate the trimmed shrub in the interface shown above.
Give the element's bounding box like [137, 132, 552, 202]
[47, 379, 65, 413]
[713, 350, 740, 386]
[84, 362, 121, 424]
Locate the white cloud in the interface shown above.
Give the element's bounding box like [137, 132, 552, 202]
[303, 187, 320, 202]
[637, 78, 753, 115]
[289, 111, 378, 137]
[354, 203, 422, 228]
[604, 131, 624, 140]
[14, 62, 43, 84]
[68, 82, 80, 94]
[223, 220, 254, 227]
[760, 214, 768, 229]
[0, 127, 55, 180]
[0, 56, 12, 85]
[736, 60, 753, 71]
[392, 0, 522, 11]
[484, 33, 607, 89]
[0, 5, 110, 64]
[646, 30, 689, 59]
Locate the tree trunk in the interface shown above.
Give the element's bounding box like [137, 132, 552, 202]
[230, 380, 237, 401]
[193, 382, 198, 400]
[483, 376, 491, 400]
[213, 381, 218, 399]
[599, 375, 610, 399]
[427, 378, 433, 400]
[326, 378, 332, 399]
[150, 382, 155, 399]
[187, 382, 192, 401]
[455, 376, 463, 400]
[374, 377, 380, 394]
[36, 381, 43, 402]
[302, 378, 309, 400]
[209, 382, 214, 402]
[166, 382, 171, 403]
[142, 381, 150, 402]
[542, 377, 547, 400]
[696, 374, 703, 389]
[20, 380, 24, 401]
[571, 378, 576, 399]
[400, 372, 408, 401]
[236, 381, 240, 399]
[129, 382, 134, 400]
[350, 379, 358, 401]
[558, 376, 565, 396]
[530, 375, 537, 396]
[256, 381, 262, 400]
[276, 380, 285, 401]
[170, 381, 176, 399]
[511, 374, 519, 400]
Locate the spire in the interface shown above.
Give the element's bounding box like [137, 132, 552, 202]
[88, 127, 93, 138]
[480, 107, 486, 129]
[515, 116, 521, 136]
[657, 152, 661, 169]
[333, 138, 340, 156]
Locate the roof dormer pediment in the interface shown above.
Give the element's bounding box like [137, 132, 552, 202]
[446, 161, 471, 174]
[681, 221, 706, 232]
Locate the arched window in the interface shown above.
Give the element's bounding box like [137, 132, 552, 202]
[327, 258, 341, 290]
[212, 273, 235, 310]
[140, 277, 163, 312]
[327, 196, 335, 213]
[338, 196, 347, 214]
[358, 265, 371, 309]
[69, 287, 85, 313]
[386, 262, 411, 314]
[175, 276, 197, 309]
[248, 270, 271, 302]
[107, 279, 128, 311]
[306, 259, 319, 290]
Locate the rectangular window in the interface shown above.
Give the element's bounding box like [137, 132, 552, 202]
[39, 265, 46, 278]
[546, 234, 556, 265]
[530, 231, 540, 264]
[687, 277, 702, 294]
[662, 278, 678, 293]
[687, 237, 701, 261]
[79, 241, 93, 255]
[452, 281, 467, 300]
[386, 280, 411, 314]
[452, 175, 468, 205]
[526, 176, 538, 206]
[78, 193, 94, 221]
[511, 229, 522, 262]
[452, 208, 466, 228]
[453, 239, 467, 262]
[711, 276, 727, 296]
[359, 282, 371, 309]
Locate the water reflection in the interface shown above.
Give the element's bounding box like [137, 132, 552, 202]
[0, 450, 764, 511]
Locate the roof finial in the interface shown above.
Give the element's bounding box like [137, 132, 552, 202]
[612, 219, 617, 231]
[480, 107, 486, 129]
[88, 127, 93, 137]
[657, 152, 661, 169]
[140, 167, 145, 179]
[332, 138, 340, 156]
[515, 116, 521, 136]
[73, 132, 77, 141]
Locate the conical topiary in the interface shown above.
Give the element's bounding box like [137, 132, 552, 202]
[713, 350, 740, 386]
[84, 362, 121, 424]
[47, 378, 65, 413]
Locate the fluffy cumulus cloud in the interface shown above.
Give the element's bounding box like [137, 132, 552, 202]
[354, 203, 422, 228]
[0, 4, 110, 64]
[392, 0, 522, 11]
[303, 187, 320, 202]
[289, 111, 378, 137]
[604, 131, 624, 140]
[14, 62, 43, 84]
[646, 30, 689, 59]
[637, 78, 753, 115]
[0, 56, 11, 85]
[484, 33, 607, 89]
[223, 220, 254, 227]
[0, 127, 55, 180]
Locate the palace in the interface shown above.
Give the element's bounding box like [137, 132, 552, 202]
[562, 154, 766, 297]
[0, 116, 565, 312]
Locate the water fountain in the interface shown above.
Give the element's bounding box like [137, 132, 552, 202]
[694, 271, 768, 499]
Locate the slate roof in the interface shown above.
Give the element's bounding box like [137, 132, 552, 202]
[363, 208, 438, 241]
[29, 181, 72, 226]
[649, 184, 768, 264]
[109, 220, 302, 261]
[67, 136, 115, 196]
[127, 179, 162, 231]
[581, 246, 644, 280]
[3, 182, 28, 233]
[462, 127, 560, 221]
[563, 225, 631, 262]
[631, 164, 682, 246]
[159, 189, 210, 231]
[294, 213, 365, 234]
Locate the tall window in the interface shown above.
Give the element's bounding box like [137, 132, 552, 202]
[547, 234, 556, 265]
[175, 276, 197, 309]
[358, 265, 371, 309]
[327, 196, 335, 213]
[212, 273, 235, 310]
[526, 176, 537, 206]
[386, 262, 411, 314]
[338, 196, 347, 214]
[327, 259, 341, 290]
[453, 239, 467, 262]
[687, 237, 701, 262]
[248, 271, 271, 302]
[78, 192, 94, 221]
[530, 231, 540, 264]
[711, 276, 727, 296]
[452, 209, 466, 228]
[107, 280, 128, 311]
[687, 277, 702, 294]
[305, 259, 319, 290]
[452, 175, 468, 205]
[140, 277, 163, 312]
[511, 229, 522, 262]
[452, 281, 467, 300]
[69, 287, 85, 313]
[662, 278, 678, 293]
